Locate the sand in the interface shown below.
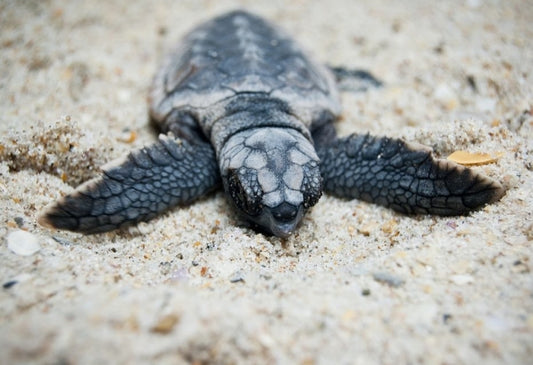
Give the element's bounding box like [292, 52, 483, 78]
[1, 0, 532, 364]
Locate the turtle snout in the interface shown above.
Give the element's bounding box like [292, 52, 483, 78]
[271, 202, 299, 223]
[268, 202, 304, 238]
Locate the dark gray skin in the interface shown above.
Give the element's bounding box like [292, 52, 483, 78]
[40, 11, 504, 238]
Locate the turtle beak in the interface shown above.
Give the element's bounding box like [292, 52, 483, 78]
[267, 203, 304, 238]
[269, 221, 299, 238]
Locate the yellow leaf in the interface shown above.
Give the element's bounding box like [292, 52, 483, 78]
[447, 150, 502, 166]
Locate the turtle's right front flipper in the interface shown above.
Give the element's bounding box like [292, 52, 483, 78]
[317, 134, 504, 216]
[39, 134, 220, 234]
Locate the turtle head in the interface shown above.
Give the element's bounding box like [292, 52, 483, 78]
[220, 128, 322, 238]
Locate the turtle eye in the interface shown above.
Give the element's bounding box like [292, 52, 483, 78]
[227, 168, 263, 217]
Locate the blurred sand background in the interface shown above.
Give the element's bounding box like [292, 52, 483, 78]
[1, 0, 532, 364]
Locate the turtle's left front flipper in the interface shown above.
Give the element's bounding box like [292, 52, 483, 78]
[317, 134, 504, 215]
[39, 134, 220, 234]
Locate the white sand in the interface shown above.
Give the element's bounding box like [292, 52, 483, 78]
[1, 1, 532, 364]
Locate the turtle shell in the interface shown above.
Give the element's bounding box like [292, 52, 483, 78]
[149, 10, 341, 141]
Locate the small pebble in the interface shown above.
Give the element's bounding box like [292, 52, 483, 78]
[3, 280, 18, 289]
[150, 314, 180, 334]
[372, 272, 405, 287]
[443, 313, 453, 324]
[230, 270, 245, 283]
[52, 235, 73, 247]
[7, 230, 41, 256]
[170, 268, 189, 282]
[14, 217, 24, 227]
[450, 274, 474, 285]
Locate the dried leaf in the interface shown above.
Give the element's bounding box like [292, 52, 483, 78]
[447, 150, 502, 166]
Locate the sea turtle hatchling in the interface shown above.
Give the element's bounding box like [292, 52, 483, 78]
[39, 11, 504, 238]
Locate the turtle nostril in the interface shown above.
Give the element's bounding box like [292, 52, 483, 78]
[271, 202, 299, 223]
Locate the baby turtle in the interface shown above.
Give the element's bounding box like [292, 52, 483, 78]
[39, 11, 504, 238]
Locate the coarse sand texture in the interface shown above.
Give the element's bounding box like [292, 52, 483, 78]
[1, 1, 532, 364]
